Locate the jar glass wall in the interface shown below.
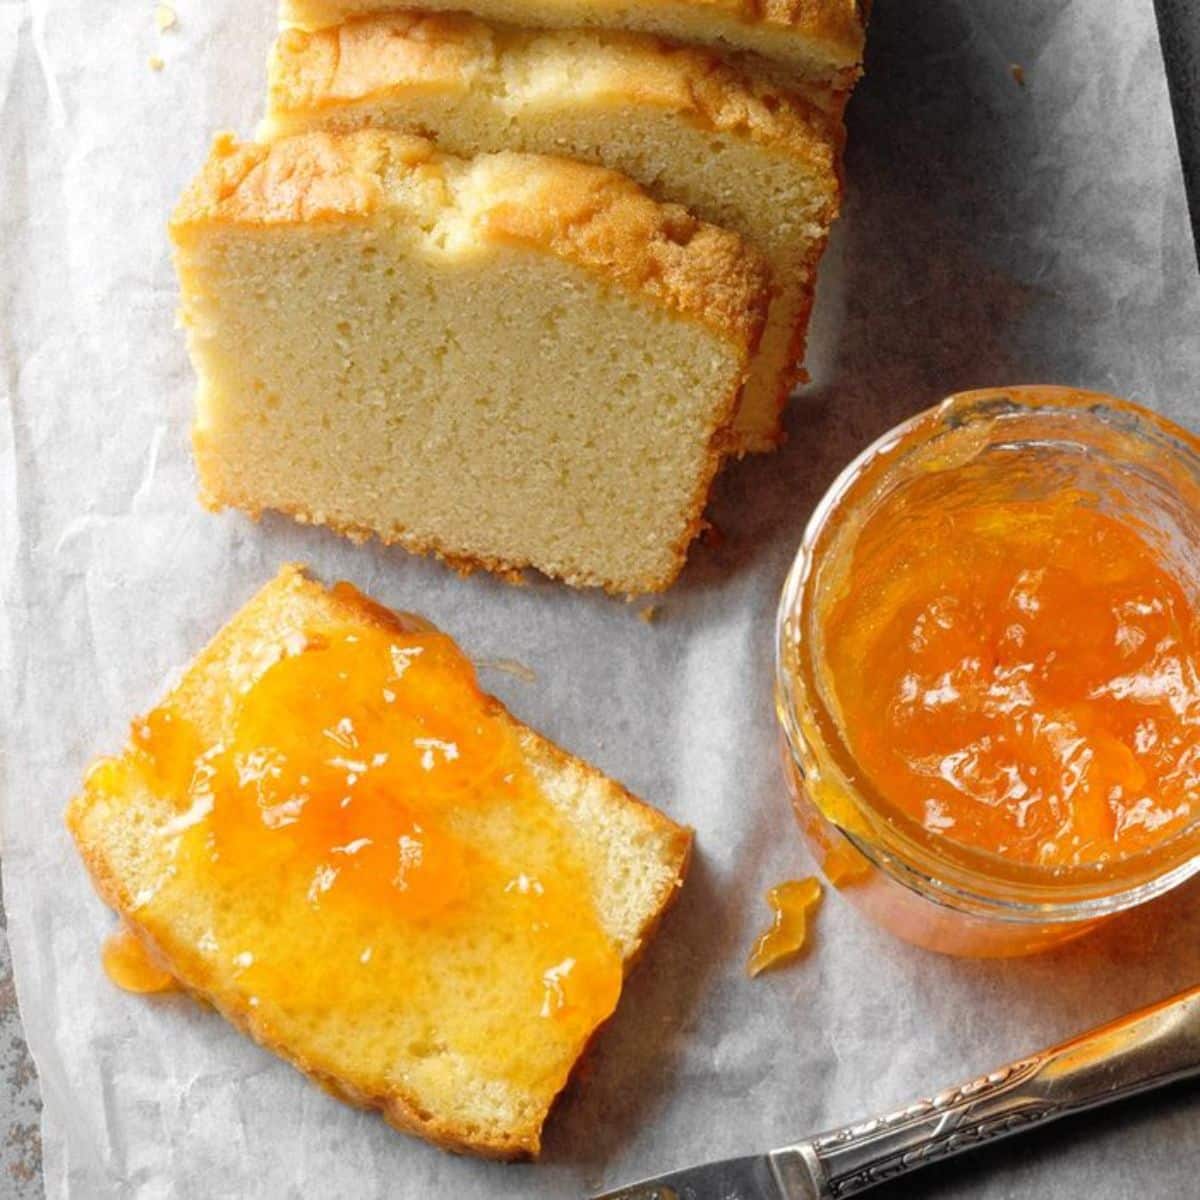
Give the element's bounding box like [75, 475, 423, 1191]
[775, 387, 1200, 957]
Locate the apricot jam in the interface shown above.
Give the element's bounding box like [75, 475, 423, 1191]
[95, 598, 622, 1093]
[747, 878, 822, 976]
[822, 843, 869, 888]
[823, 480, 1199, 868]
[778, 389, 1200, 956]
[102, 928, 175, 994]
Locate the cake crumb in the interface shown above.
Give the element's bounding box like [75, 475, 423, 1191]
[148, 54, 165, 71]
[1009, 63, 1025, 86]
[638, 605, 659, 624]
[475, 657, 537, 685]
[155, 4, 177, 32]
[700, 522, 725, 549]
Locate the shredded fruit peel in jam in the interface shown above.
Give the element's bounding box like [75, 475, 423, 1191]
[823, 470, 1200, 869]
[86, 600, 623, 1096]
[747, 877, 822, 977]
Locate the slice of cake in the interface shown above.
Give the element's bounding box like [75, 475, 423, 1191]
[279, 0, 867, 86]
[67, 565, 693, 1158]
[170, 130, 769, 593]
[261, 15, 844, 453]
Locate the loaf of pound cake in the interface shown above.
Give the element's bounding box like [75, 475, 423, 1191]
[170, 130, 769, 592]
[67, 565, 693, 1158]
[279, 0, 868, 87]
[262, 14, 844, 453]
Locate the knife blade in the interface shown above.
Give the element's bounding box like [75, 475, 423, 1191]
[591, 984, 1200, 1200]
[591, 1148, 819, 1200]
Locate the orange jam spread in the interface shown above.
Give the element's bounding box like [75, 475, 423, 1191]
[823, 471, 1200, 869]
[747, 878, 822, 976]
[102, 928, 175, 994]
[95, 599, 622, 1093]
[822, 842, 870, 888]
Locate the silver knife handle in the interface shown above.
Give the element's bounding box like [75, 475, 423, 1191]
[772, 984, 1200, 1199]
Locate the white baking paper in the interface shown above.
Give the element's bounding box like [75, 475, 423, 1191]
[4, 2, 1200, 1197]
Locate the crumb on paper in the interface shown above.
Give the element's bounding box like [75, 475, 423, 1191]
[155, 4, 177, 32]
[148, 54, 165, 71]
[474, 657, 537, 685]
[638, 605, 659, 624]
[1010, 63, 1025, 86]
[746, 877, 822, 977]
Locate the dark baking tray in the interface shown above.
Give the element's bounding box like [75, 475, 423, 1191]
[1155, 0, 1200, 268]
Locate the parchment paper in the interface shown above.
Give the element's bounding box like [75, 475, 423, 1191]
[3, 2, 1200, 1197]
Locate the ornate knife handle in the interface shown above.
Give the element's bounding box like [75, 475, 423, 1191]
[770, 984, 1200, 1198]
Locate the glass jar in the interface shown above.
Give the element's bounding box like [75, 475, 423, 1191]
[775, 386, 1200, 957]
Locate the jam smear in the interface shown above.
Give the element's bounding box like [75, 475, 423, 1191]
[102, 929, 176, 994]
[747, 878, 822, 976]
[823, 472, 1200, 869]
[823, 843, 870, 888]
[94, 598, 623, 1092]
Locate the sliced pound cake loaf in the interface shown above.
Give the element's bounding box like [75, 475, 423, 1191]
[170, 130, 770, 593]
[279, 0, 867, 87]
[262, 14, 844, 453]
[68, 565, 693, 1157]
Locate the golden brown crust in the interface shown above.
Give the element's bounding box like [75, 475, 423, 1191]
[67, 566, 693, 1159]
[278, 0, 867, 83]
[760, 0, 864, 49]
[172, 131, 394, 227]
[732, 223, 837, 454]
[261, 16, 840, 456]
[477, 150, 769, 354]
[267, 14, 843, 174]
[269, 15, 491, 109]
[171, 129, 768, 352]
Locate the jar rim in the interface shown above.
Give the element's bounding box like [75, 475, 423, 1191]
[774, 385, 1200, 924]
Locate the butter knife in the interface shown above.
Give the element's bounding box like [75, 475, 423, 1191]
[593, 983, 1200, 1200]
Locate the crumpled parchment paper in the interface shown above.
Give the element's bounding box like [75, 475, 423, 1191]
[3, 1, 1200, 1197]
